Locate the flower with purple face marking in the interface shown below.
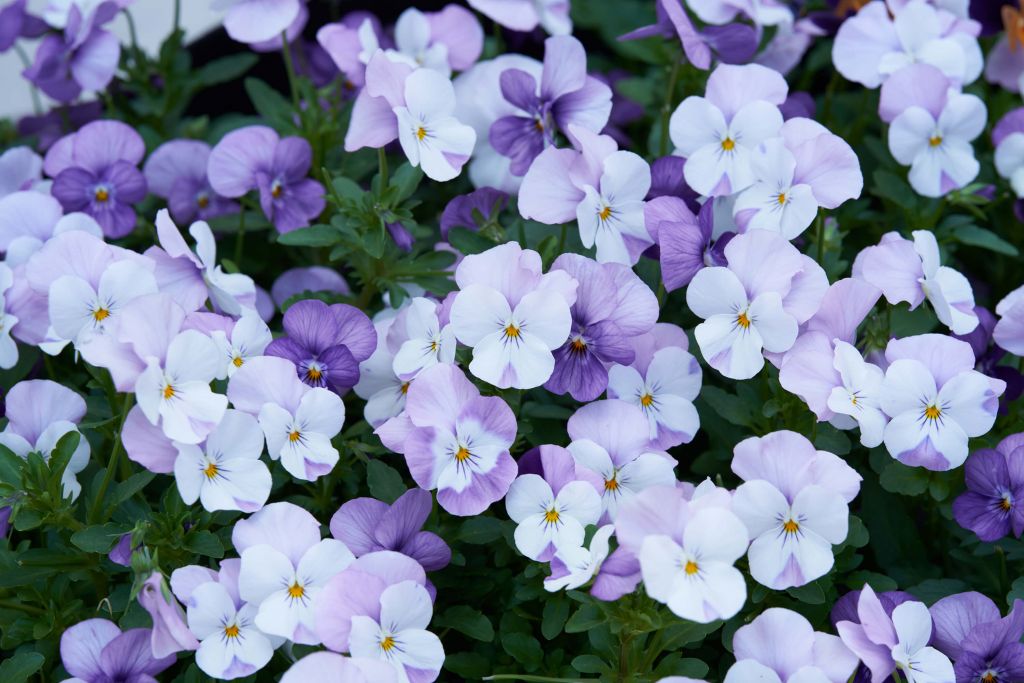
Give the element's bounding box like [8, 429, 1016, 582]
[468, 0, 572, 36]
[187, 579, 274, 680]
[207, 125, 326, 234]
[144, 139, 237, 224]
[952, 433, 1024, 542]
[394, 68, 477, 182]
[377, 363, 518, 516]
[137, 571, 199, 659]
[930, 592, 1024, 683]
[46, 120, 148, 237]
[58, 618, 175, 683]
[621, 0, 759, 70]
[385, 5, 483, 76]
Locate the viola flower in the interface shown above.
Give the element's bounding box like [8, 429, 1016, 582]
[0, 191, 104, 270]
[836, 586, 954, 683]
[930, 592, 1024, 682]
[544, 254, 658, 401]
[449, 242, 576, 389]
[389, 297, 456, 380]
[468, 0, 572, 36]
[207, 125, 326, 234]
[228, 356, 345, 481]
[489, 36, 612, 177]
[620, 0, 758, 70]
[235, 502, 355, 644]
[0, 379, 90, 499]
[144, 140, 237, 224]
[824, 341, 888, 448]
[58, 619, 175, 683]
[0, 264, 18, 369]
[385, 5, 483, 75]
[730, 431, 862, 589]
[519, 127, 654, 264]
[724, 608, 859, 683]
[669, 64, 788, 197]
[217, 0, 302, 45]
[204, 309, 272, 378]
[687, 0, 792, 27]
[173, 409, 272, 513]
[880, 334, 1006, 471]
[377, 363, 517, 516]
[545, 525, 615, 592]
[316, 12, 384, 89]
[993, 108, 1024, 198]
[0, 0, 47, 54]
[330, 488, 451, 571]
[832, 0, 982, 88]
[566, 400, 677, 521]
[282, 652, 398, 683]
[853, 229, 979, 335]
[394, 67, 477, 182]
[272, 266, 350, 309]
[651, 198, 730, 292]
[439, 187, 509, 238]
[733, 117, 862, 239]
[266, 298, 376, 394]
[995, 285, 1024, 356]
[354, 318, 409, 427]
[46, 120, 147, 237]
[0, 146, 45, 198]
[188, 580, 274, 680]
[952, 434, 1024, 542]
[607, 330, 702, 449]
[505, 446, 602, 561]
[137, 572, 199, 659]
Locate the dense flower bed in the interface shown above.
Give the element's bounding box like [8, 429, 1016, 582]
[1, 0, 1024, 681]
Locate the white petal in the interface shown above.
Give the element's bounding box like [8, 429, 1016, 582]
[173, 444, 206, 505]
[450, 284, 510, 346]
[297, 539, 355, 588]
[515, 290, 572, 349]
[669, 96, 727, 157]
[505, 474, 553, 522]
[938, 370, 1001, 437]
[556, 480, 602, 526]
[238, 544, 294, 604]
[749, 292, 798, 353]
[296, 388, 345, 438]
[731, 480, 789, 539]
[880, 359, 936, 418]
[380, 580, 434, 633]
[686, 267, 748, 319]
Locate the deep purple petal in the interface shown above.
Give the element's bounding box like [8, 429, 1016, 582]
[51, 166, 95, 211]
[331, 304, 376, 363]
[330, 497, 389, 556]
[403, 531, 451, 572]
[280, 299, 341, 355]
[319, 343, 359, 393]
[377, 488, 432, 550]
[489, 116, 546, 177]
[500, 68, 540, 113]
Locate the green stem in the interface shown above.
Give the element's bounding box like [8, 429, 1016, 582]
[378, 147, 390, 192]
[659, 57, 683, 157]
[891, 669, 906, 683]
[557, 223, 568, 254]
[0, 599, 45, 616]
[484, 677, 592, 683]
[172, 0, 181, 34]
[281, 31, 302, 113]
[234, 207, 247, 268]
[123, 9, 142, 64]
[88, 393, 134, 524]
[815, 210, 825, 264]
[13, 44, 43, 115]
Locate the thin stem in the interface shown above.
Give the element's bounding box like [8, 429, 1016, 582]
[281, 31, 302, 113]
[891, 669, 906, 683]
[123, 9, 142, 64]
[815, 210, 825, 264]
[13, 44, 43, 115]
[0, 599, 45, 616]
[88, 393, 134, 524]
[378, 147, 390, 192]
[234, 207, 247, 268]
[172, 0, 181, 34]
[659, 56, 683, 157]
[557, 223, 568, 254]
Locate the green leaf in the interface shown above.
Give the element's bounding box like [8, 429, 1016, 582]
[447, 227, 497, 256]
[698, 386, 756, 428]
[390, 163, 423, 202]
[565, 604, 605, 633]
[365, 460, 406, 504]
[541, 596, 570, 640]
[787, 579, 828, 605]
[277, 224, 341, 247]
[71, 523, 127, 554]
[879, 461, 930, 496]
[435, 606, 494, 642]
[331, 175, 364, 202]
[0, 442, 23, 487]
[184, 530, 224, 558]
[954, 225, 1019, 256]
[813, 424, 851, 456]
[195, 53, 258, 87]
[500, 632, 543, 670]
[907, 578, 969, 605]
[0, 652, 44, 683]
[1008, 577, 1024, 607]
[47, 431, 81, 485]
[458, 516, 505, 544]
[872, 170, 918, 210]
[244, 77, 295, 129]
[112, 472, 155, 506]
[571, 654, 609, 674]
[443, 652, 490, 678]
[653, 655, 709, 679]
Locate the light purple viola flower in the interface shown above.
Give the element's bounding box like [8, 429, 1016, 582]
[879, 333, 1005, 470]
[207, 125, 326, 234]
[724, 608, 858, 683]
[384, 5, 484, 76]
[0, 0, 48, 53]
[544, 253, 658, 401]
[952, 433, 1024, 542]
[652, 197, 731, 292]
[393, 67, 477, 182]
[836, 585, 954, 683]
[137, 571, 199, 658]
[0, 264, 18, 369]
[216, 0, 301, 45]
[931, 592, 1024, 683]
[59, 618, 175, 683]
[669, 63, 788, 197]
[316, 12, 385, 89]
[45, 120, 147, 238]
[330, 488, 452, 571]
[832, 0, 982, 88]
[878, 64, 985, 198]
[733, 117, 863, 240]
[377, 364, 517, 517]
[545, 524, 615, 592]
[439, 187, 508, 238]
[244, 0, 308, 53]
[189, 309, 271, 379]
[490, 35, 612, 177]
[853, 229, 979, 335]
[688, 0, 792, 27]
[620, 0, 758, 70]
[0, 146, 45, 198]
[468, 0, 572, 36]
[731, 430, 861, 589]
[23, 2, 120, 103]
[282, 652, 399, 683]
[271, 266, 350, 309]
[566, 400, 677, 521]
[755, 17, 825, 76]
[993, 108, 1024, 198]
[985, 29, 1024, 93]
[144, 139, 237, 224]
[995, 284, 1024, 356]
[387, 297, 456, 381]
[354, 318, 409, 428]
[265, 298, 376, 394]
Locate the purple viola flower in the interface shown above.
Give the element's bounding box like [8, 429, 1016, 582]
[143, 139, 237, 224]
[59, 619, 175, 683]
[271, 266, 350, 309]
[265, 298, 376, 394]
[17, 100, 102, 151]
[952, 433, 1024, 542]
[954, 306, 1024, 413]
[137, 571, 199, 658]
[931, 593, 1024, 683]
[489, 35, 612, 177]
[22, 2, 120, 103]
[207, 125, 326, 234]
[544, 253, 658, 401]
[650, 198, 732, 292]
[0, 506, 10, 537]
[439, 187, 509, 238]
[45, 120, 147, 238]
[329, 488, 451, 571]
[0, 0, 47, 53]
[107, 533, 133, 566]
[620, 0, 758, 70]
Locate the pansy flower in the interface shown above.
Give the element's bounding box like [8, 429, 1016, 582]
[952, 433, 1024, 542]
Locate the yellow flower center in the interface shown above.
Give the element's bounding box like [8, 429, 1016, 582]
[982, 673, 997, 683]
[604, 476, 619, 492]
[381, 635, 396, 651]
[721, 137, 735, 151]
[640, 393, 654, 408]
[416, 126, 427, 141]
[287, 581, 305, 599]
[1001, 496, 1013, 511]
[197, 194, 210, 209]
[94, 187, 109, 202]
[271, 182, 283, 198]
[163, 385, 175, 400]
[783, 519, 800, 534]
[777, 192, 787, 205]
[1005, 5, 1024, 51]
[306, 366, 322, 382]
[924, 405, 942, 421]
[223, 624, 240, 639]
[504, 323, 520, 338]
[203, 462, 218, 479]
[569, 337, 586, 354]
[289, 430, 301, 443]
[533, 118, 544, 132]
[401, 382, 410, 394]
[232, 355, 244, 368]
[736, 311, 751, 329]
[455, 446, 471, 462]
[93, 307, 110, 322]
[544, 508, 560, 524]
[684, 560, 699, 575]
[599, 205, 612, 221]
[928, 135, 943, 147]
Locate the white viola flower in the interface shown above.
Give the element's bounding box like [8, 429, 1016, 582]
[505, 473, 602, 561]
[607, 346, 702, 448]
[259, 388, 344, 481]
[826, 341, 887, 448]
[995, 131, 1024, 198]
[354, 319, 409, 427]
[911, 230, 978, 335]
[394, 68, 476, 182]
[188, 581, 273, 680]
[0, 421, 91, 500]
[239, 537, 355, 645]
[190, 220, 256, 316]
[639, 507, 748, 623]
[386, 8, 450, 75]
[732, 139, 818, 240]
[567, 440, 676, 521]
[545, 524, 614, 592]
[0, 263, 18, 369]
[888, 90, 985, 199]
[349, 581, 445, 682]
[135, 330, 228, 445]
[173, 410, 272, 513]
[211, 309, 272, 378]
[576, 151, 651, 265]
[391, 297, 456, 380]
[48, 258, 158, 349]
[890, 602, 955, 683]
